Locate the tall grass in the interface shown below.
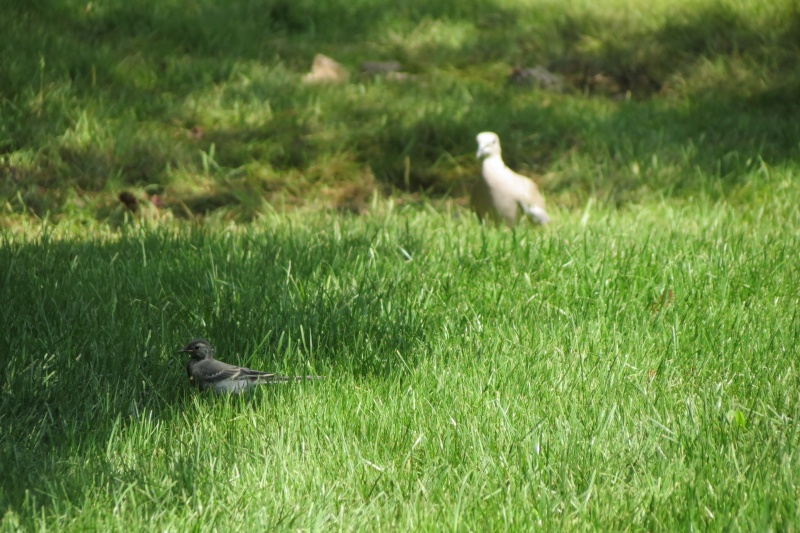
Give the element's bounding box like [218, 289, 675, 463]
[1, 195, 799, 529]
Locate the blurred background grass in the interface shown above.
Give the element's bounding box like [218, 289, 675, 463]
[2, 0, 799, 224]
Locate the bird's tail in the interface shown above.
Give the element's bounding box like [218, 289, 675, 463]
[523, 204, 551, 224]
[261, 375, 325, 383]
[292, 375, 325, 381]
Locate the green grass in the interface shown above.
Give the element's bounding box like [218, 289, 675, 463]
[2, 195, 799, 530]
[2, 0, 799, 221]
[2, 0, 800, 529]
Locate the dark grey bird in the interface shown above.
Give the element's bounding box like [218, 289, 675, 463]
[180, 338, 323, 394]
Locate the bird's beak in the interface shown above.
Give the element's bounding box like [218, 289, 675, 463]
[178, 347, 190, 353]
[476, 145, 487, 159]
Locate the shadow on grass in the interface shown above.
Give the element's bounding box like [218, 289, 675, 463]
[0, 225, 432, 512]
[542, 3, 800, 96]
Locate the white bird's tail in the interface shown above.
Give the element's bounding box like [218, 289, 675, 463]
[522, 204, 550, 224]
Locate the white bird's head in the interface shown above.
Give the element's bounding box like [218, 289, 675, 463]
[476, 132, 502, 159]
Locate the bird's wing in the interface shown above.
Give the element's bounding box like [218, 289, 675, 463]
[470, 177, 496, 222]
[198, 359, 280, 384]
[480, 164, 524, 225]
[511, 170, 550, 224]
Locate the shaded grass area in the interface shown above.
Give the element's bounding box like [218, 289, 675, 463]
[2, 0, 799, 222]
[1, 198, 799, 529]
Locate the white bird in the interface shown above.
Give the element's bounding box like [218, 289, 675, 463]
[471, 132, 550, 226]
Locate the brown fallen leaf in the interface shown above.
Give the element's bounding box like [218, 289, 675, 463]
[650, 289, 674, 314]
[187, 126, 204, 140]
[119, 191, 139, 213]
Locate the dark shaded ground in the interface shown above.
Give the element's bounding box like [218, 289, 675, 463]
[0, 224, 432, 511]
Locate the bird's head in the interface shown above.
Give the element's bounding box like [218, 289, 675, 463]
[476, 132, 502, 159]
[179, 338, 214, 360]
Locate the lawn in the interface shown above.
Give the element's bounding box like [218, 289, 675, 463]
[3, 200, 800, 530]
[1, 0, 800, 530]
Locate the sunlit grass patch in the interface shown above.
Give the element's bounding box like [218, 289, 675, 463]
[1, 198, 799, 529]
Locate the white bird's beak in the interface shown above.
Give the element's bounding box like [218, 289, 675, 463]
[476, 146, 486, 159]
